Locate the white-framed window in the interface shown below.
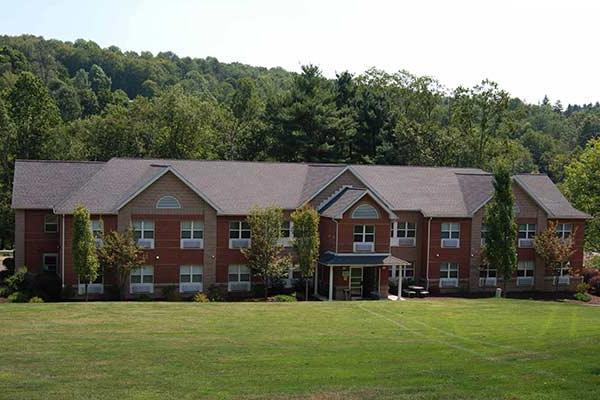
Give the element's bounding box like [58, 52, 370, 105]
[229, 221, 251, 248]
[518, 224, 536, 248]
[181, 221, 203, 249]
[389, 263, 415, 281]
[353, 225, 375, 252]
[555, 223, 573, 239]
[517, 260, 534, 286]
[156, 195, 181, 209]
[479, 265, 497, 287]
[42, 253, 58, 273]
[441, 223, 460, 248]
[555, 262, 571, 285]
[439, 262, 459, 287]
[78, 269, 104, 295]
[278, 220, 294, 247]
[133, 220, 155, 249]
[91, 219, 104, 247]
[130, 266, 154, 293]
[228, 264, 251, 291]
[352, 204, 379, 219]
[179, 265, 203, 292]
[480, 224, 488, 247]
[44, 214, 58, 233]
[391, 222, 416, 246]
[281, 220, 293, 238]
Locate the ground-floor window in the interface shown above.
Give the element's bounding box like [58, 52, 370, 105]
[180, 265, 203, 292]
[228, 264, 251, 291]
[556, 263, 571, 285]
[389, 263, 414, 280]
[130, 266, 154, 293]
[78, 269, 104, 295]
[517, 261, 534, 286]
[43, 253, 58, 273]
[439, 262, 459, 288]
[479, 265, 497, 287]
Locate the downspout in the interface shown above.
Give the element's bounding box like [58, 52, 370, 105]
[426, 217, 432, 291]
[333, 218, 339, 253]
[61, 215, 65, 288]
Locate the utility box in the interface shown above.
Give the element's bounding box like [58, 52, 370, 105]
[495, 288, 502, 298]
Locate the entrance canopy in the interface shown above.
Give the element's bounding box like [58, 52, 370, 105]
[318, 252, 410, 266]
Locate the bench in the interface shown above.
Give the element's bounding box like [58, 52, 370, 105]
[402, 289, 417, 298]
[418, 290, 430, 298]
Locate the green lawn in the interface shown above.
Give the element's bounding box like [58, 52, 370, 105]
[0, 299, 599, 400]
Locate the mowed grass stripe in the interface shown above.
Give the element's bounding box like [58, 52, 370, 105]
[1, 299, 599, 400]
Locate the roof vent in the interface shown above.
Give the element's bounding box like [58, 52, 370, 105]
[150, 163, 171, 168]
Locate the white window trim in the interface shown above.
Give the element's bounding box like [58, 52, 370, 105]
[439, 262, 459, 287]
[133, 220, 155, 249]
[517, 261, 535, 286]
[390, 222, 416, 247]
[353, 224, 375, 252]
[480, 224, 488, 247]
[156, 195, 181, 209]
[278, 221, 294, 247]
[389, 263, 415, 281]
[179, 265, 203, 293]
[229, 221, 251, 249]
[479, 265, 497, 287]
[518, 224, 536, 248]
[44, 214, 58, 233]
[180, 221, 204, 249]
[130, 266, 154, 293]
[78, 269, 104, 295]
[91, 219, 104, 247]
[228, 264, 251, 292]
[556, 223, 573, 239]
[441, 223, 460, 248]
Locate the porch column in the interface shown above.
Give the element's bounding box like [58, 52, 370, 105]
[328, 266, 334, 301]
[314, 263, 318, 296]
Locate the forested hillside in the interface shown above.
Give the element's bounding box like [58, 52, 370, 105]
[2, 34, 600, 247]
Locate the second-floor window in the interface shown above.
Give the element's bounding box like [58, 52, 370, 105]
[441, 223, 460, 248]
[44, 214, 58, 233]
[354, 225, 375, 243]
[556, 223, 572, 239]
[281, 221, 293, 238]
[181, 221, 203, 249]
[43, 253, 58, 273]
[229, 221, 251, 249]
[133, 220, 154, 248]
[91, 220, 103, 238]
[481, 224, 488, 246]
[518, 224, 536, 247]
[391, 222, 416, 246]
[354, 225, 375, 252]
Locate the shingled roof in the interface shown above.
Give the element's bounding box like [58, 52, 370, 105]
[11, 158, 589, 219]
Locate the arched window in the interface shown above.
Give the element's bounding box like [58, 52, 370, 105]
[156, 195, 181, 209]
[352, 204, 379, 219]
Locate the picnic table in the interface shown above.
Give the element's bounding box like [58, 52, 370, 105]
[402, 285, 429, 298]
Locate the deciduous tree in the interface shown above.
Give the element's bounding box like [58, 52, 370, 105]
[291, 205, 320, 300]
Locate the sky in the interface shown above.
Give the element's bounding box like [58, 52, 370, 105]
[2, 0, 600, 105]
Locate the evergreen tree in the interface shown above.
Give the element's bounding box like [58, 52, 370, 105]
[72, 205, 100, 301]
[484, 165, 517, 294]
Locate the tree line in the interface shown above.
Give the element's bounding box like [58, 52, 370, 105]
[2, 34, 600, 249]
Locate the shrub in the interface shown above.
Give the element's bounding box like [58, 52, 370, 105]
[0, 287, 9, 298]
[272, 294, 297, 302]
[193, 292, 209, 303]
[4, 268, 29, 293]
[31, 271, 62, 301]
[104, 284, 121, 300]
[162, 286, 180, 301]
[206, 284, 225, 302]
[574, 292, 592, 302]
[7, 291, 30, 303]
[576, 282, 590, 294]
[28, 296, 44, 303]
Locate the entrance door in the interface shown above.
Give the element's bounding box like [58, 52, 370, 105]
[350, 267, 363, 299]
